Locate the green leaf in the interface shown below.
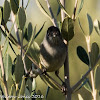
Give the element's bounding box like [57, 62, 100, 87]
[78, 94, 84, 100]
[94, 19, 100, 35]
[78, 17, 85, 34]
[77, 46, 89, 66]
[35, 0, 52, 21]
[25, 88, 31, 100]
[32, 78, 36, 91]
[17, 77, 25, 100]
[94, 66, 100, 90]
[34, 22, 45, 39]
[4, 53, 12, 81]
[61, 17, 74, 41]
[83, 78, 92, 93]
[77, 0, 84, 15]
[90, 42, 99, 68]
[26, 78, 32, 93]
[27, 22, 33, 41]
[57, 0, 70, 17]
[0, 9, 2, 25]
[0, 27, 1, 42]
[28, 41, 40, 63]
[3, 0, 11, 24]
[87, 13, 93, 35]
[14, 55, 24, 83]
[10, 0, 19, 14]
[18, 7, 26, 30]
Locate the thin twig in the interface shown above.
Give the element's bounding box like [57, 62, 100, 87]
[0, 46, 9, 100]
[72, 0, 78, 20]
[45, 0, 58, 27]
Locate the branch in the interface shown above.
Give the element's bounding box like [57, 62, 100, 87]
[71, 68, 92, 92]
[72, 0, 78, 20]
[45, 0, 58, 27]
[0, 46, 9, 100]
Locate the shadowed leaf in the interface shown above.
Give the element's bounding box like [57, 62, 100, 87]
[3, 0, 11, 24]
[87, 13, 93, 35]
[94, 19, 100, 35]
[14, 55, 24, 83]
[90, 42, 99, 68]
[94, 66, 100, 90]
[61, 17, 74, 41]
[10, 0, 19, 14]
[77, 0, 84, 15]
[77, 46, 89, 65]
[18, 7, 26, 30]
[27, 22, 33, 41]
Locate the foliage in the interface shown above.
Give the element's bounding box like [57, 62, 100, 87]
[0, 0, 100, 100]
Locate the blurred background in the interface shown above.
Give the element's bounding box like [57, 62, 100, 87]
[0, 0, 100, 100]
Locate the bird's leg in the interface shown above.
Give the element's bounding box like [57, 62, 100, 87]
[55, 70, 65, 85]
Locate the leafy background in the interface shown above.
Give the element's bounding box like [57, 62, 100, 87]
[0, 0, 100, 100]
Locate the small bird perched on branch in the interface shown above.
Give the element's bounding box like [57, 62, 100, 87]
[40, 26, 67, 72]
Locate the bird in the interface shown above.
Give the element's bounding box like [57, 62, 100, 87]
[40, 26, 67, 72]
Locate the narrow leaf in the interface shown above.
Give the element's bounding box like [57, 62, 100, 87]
[3, 0, 11, 24]
[17, 77, 25, 100]
[77, 0, 84, 15]
[34, 22, 45, 39]
[35, 0, 52, 21]
[94, 66, 100, 90]
[14, 55, 24, 83]
[25, 88, 31, 100]
[25, 0, 31, 9]
[78, 17, 85, 34]
[45, 86, 50, 99]
[78, 94, 84, 100]
[61, 17, 74, 41]
[56, 6, 61, 16]
[90, 42, 99, 68]
[87, 13, 93, 35]
[77, 46, 89, 65]
[94, 19, 100, 35]
[4, 53, 12, 81]
[0, 9, 2, 24]
[57, 0, 70, 17]
[32, 78, 36, 91]
[18, 7, 26, 30]
[10, 0, 19, 14]
[26, 78, 32, 93]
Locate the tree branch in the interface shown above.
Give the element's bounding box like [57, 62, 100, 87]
[45, 0, 58, 27]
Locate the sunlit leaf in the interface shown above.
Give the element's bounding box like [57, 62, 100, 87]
[78, 94, 84, 100]
[61, 17, 74, 41]
[94, 19, 100, 35]
[94, 66, 100, 90]
[90, 42, 99, 68]
[32, 78, 36, 91]
[87, 13, 93, 35]
[14, 55, 24, 83]
[3, 0, 11, 24]
[4, 53, 12, 81]
[77, 0, 84, 15]
[0, 9, 2, 25]
[0, 27, 1, 42]
[25, 0, 31, 9]
[77, 46, 89, 66]
[18, 7, 26, 30]
[10, 0, 19, 14]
